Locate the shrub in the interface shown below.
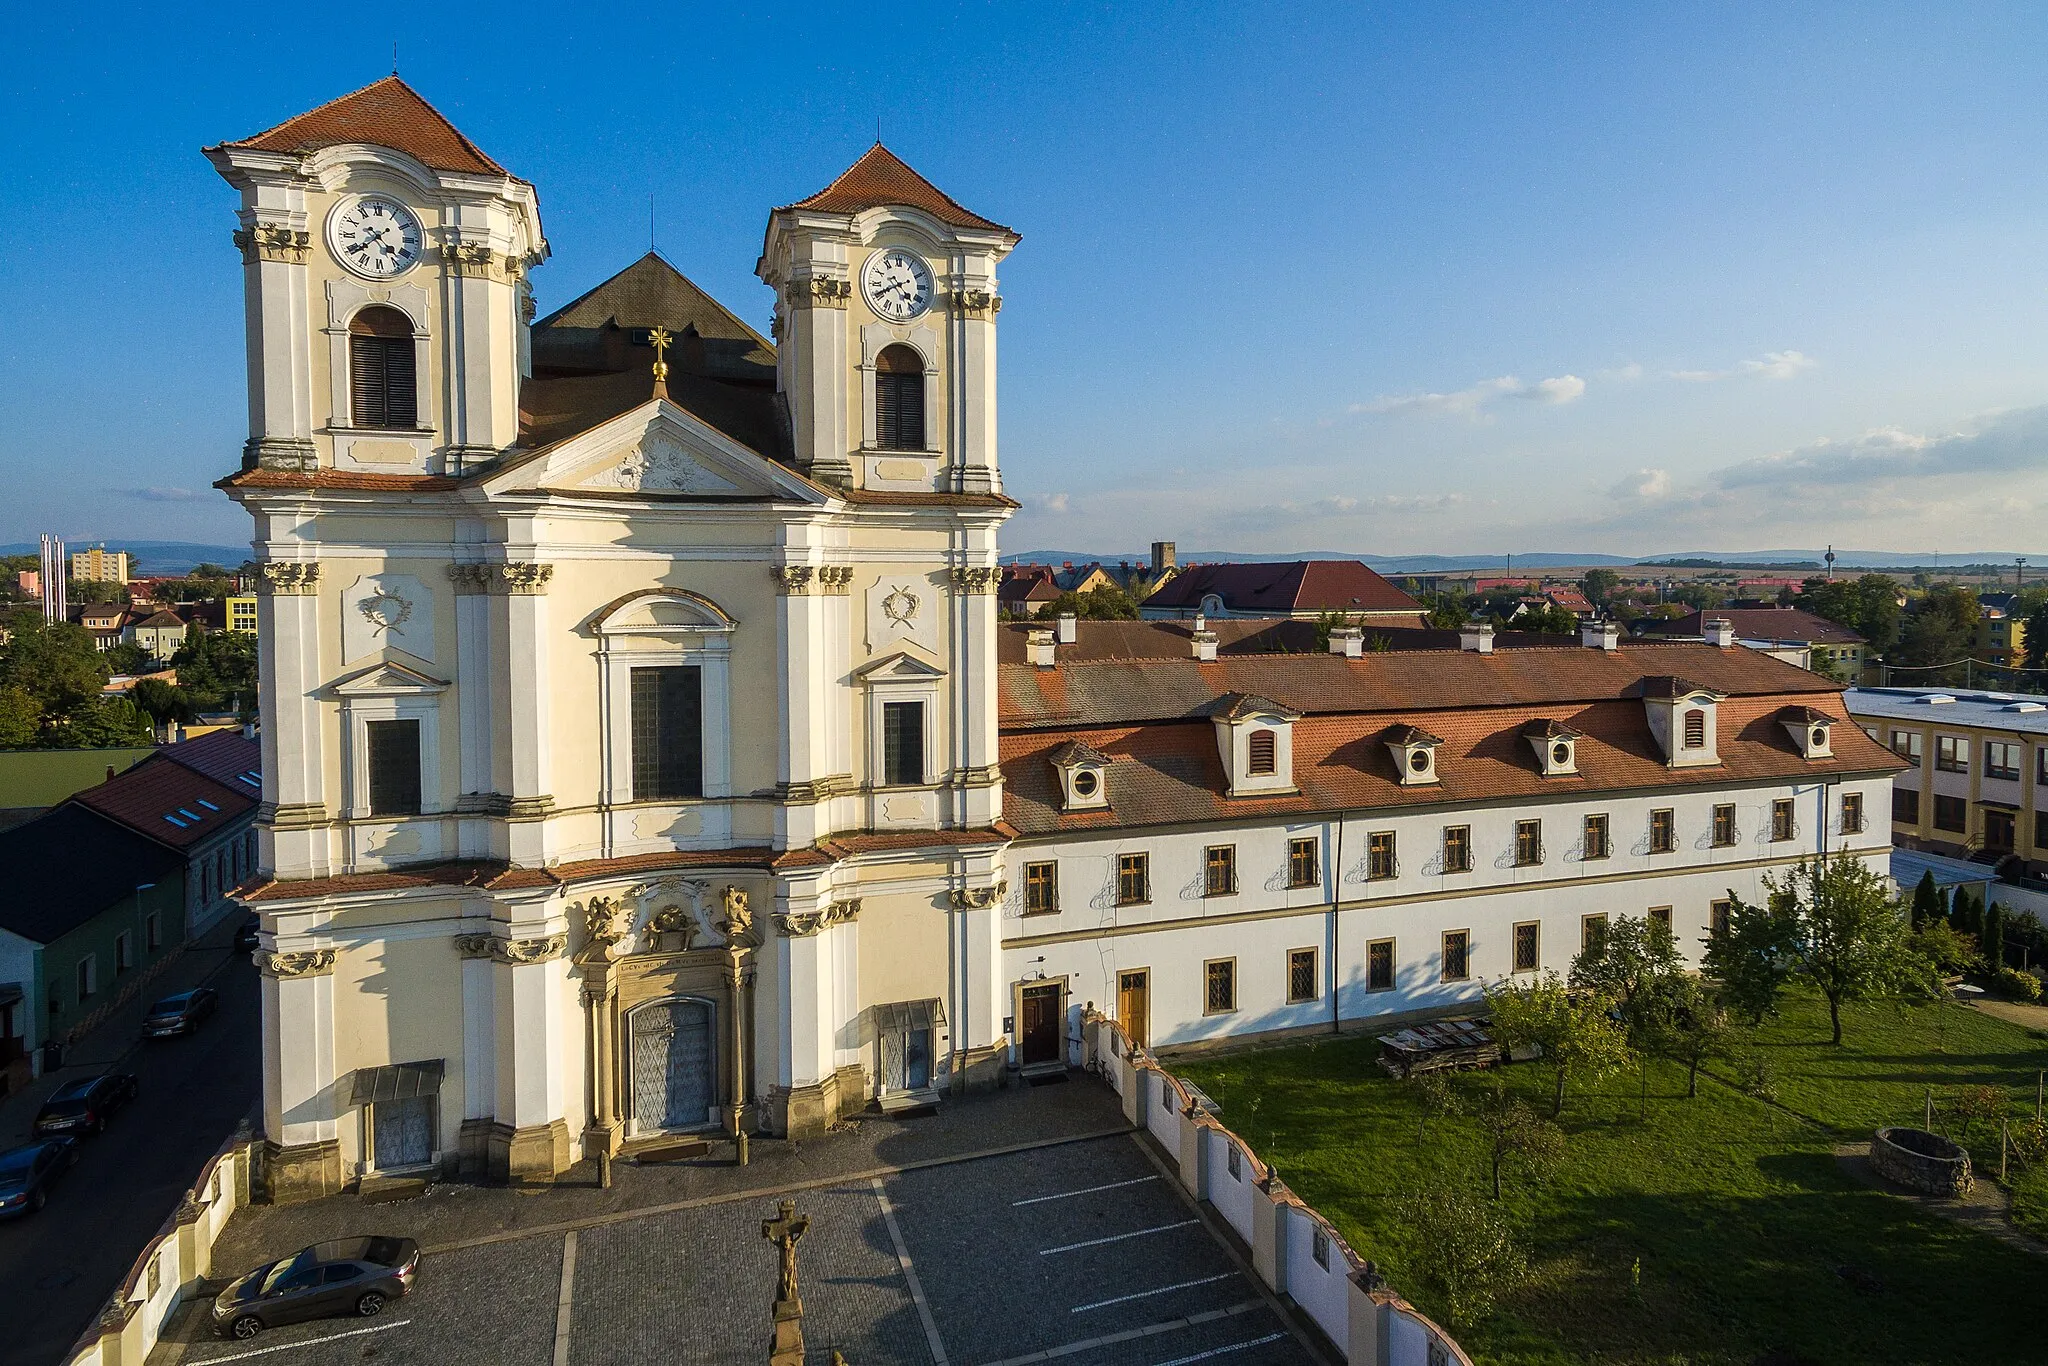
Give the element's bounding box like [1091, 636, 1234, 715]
[1729, 1049, 1780, 1102]
[1994, 966, 2042, 1003]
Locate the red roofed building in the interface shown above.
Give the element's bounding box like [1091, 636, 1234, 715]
[1139, 560, 1425, 625]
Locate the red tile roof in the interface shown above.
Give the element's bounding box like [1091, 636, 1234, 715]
[217, 76, 508, 176]
[1142, 561, 1424, 616]
[1636, 608, 1866, 646]
[71, 754, 256, 851]
[218, 469, 461, 493]
[778, 144, 1014, 235]
[159, 730, 262, 795]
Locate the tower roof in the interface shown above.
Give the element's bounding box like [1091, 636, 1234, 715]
[217, 76, 509, 177]
[778, 143, 1013, 235]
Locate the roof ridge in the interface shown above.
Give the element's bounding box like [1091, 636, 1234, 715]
[222, 75, 508, 177]
[777, 142, 1012, 234]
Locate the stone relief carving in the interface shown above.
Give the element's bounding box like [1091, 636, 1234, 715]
[342, 573, 433, 663]
[581, 896, 632, 958]
[949, 882, 1008, 910]
[258, 562, 321, 596]
[817, 566, 855, 595]
[445, 563, 494, 595]
[719, 885, 759, 948]
[260, 949, 337, 978]
[456, 932, 565, 963]
[598, 434, 740, 495]
[787, 277, 852, 309]
[776, 898, 862, 938]
[454, 934, 495, 959]
[865, 576, 938, 654]
[772, 566, 816, 595]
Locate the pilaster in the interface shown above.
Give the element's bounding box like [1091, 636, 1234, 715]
[259, 949, 339, 1199]
[782, 270, 853, 486]
[437, 222, 523, 469]
[257, 561, 328, 880]
[774, 563, 845, 848]
[947, 285, 1002, 494]
[491, 562, 555, 863]
[234, 191, 316, 471]
[952, 565, 1004, 827]
[447, 562, 496, 859]
[488, 925, 572, 1183]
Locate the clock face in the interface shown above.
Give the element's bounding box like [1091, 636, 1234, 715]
[330, 196, 424, 279]
[861, 248, 934, 321]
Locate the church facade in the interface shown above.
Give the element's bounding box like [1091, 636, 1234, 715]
[211, 81, 1903, 1200]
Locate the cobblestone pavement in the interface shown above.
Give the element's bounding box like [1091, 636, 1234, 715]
[145, 1082, 1323, 1366]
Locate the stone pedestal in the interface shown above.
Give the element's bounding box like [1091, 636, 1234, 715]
[489, 1118, 572, 1184]
[265, 1138, 344, 1204]
[769, 1298, 805, 1366]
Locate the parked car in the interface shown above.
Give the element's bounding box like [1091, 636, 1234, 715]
[234, 917, 261, 954]
[142, 988, 219, 1038]
[32, 1073, 139, 1137]
[212, 1237, 419, 1339]
[0, 1139, 79, 1219]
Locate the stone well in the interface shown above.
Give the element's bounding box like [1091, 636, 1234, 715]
[1870, 1126, 1974, 1197]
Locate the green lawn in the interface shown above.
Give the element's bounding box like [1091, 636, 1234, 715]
[1176, 989, 2048, 1366]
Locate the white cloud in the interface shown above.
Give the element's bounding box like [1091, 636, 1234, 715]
[1040, 492, 1071, 514]
[122, 486, 199, 502]
[1668, 350, 1816, 383]
[1610, 468, 1672, 500]
[1355, 373, 1586, 418]
[1715, 405, 2048, 490]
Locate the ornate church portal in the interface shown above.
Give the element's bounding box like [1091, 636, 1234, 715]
[630, 999, 715, 1133]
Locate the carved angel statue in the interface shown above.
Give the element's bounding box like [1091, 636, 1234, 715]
[583, 896, 632, 953]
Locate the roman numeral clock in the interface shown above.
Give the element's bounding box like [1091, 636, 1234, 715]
[329, 195, 424, 279]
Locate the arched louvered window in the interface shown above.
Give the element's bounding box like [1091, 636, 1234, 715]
[1683, 709, 1706, 749]
[875, 344, 926, 451]
[349, 306, 418, 430]
[1248, 729, 1278, 776]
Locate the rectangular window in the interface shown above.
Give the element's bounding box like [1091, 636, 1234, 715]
[145, 912, 160, 952]
[1367, 831, 1397, 881]
[1711, 803, 1737, 848]
[629, 666, 703, 801]
[1683, 710, 1706, 749]
[114, 931, 132, 974]
[1771, 798, 1795, 842]
[2037, 810, 2048, 852]
[1648, 905, 1673, 935]
[1841, 792, 1864, 835]
[2040, 747, 2048, 784]
[1203, 958, 1237, 1015]
[1441, 825, 1471, 873]
[1367, 939, 1395, 992]
[882, 700, 926, 786]
[1512, 921, 1540, 973]
[1711, 899, 1733, 939]
[1287, 948, 1319, 1004]
[1515, 819, 1543, 866]
[76, 955, 96, 1003]
[1248, 729, 1278, 776]
[1934, 794, 1967, 833]
[1583, 813, 1609, 860]
[1023, 861, 1058, 916]
[1581, 913, 1610, 955]
[1650, 808, 1676, 854]
[365, 718, 423, 817]
[1203, 845, 1237, 897]
[1441, 930, 1470, 982]
[1892, 730, 1923, 766]
[1287, 837, 1320, 889]
[1986, 741, 2020, 781]
[1936, 735, 1968, 773]
[1117, 853, 1150, 906]
[1894, 788, 1920, 825]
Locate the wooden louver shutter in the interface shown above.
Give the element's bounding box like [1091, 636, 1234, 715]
[1248, 729, 1277, 775]
[351, 335, 387, 428]
[349, 308, 417, 430]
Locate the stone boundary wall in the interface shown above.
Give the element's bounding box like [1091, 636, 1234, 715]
[62, 1133, 258, 1366]
[1082, 1009, 1474, 1366]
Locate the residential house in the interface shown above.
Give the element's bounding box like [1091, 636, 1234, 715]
[1140, 560, 1427, 625]
[74, 602, 131, 652]
[127, 607, 191, 662]
[15, 569, 40, 599]
[1634, 607, 1868, 678]
[998, 564, 1062, 616]
[1847, 687, 2048, 876]
[1975, 596, 2028, 668]
[226, 593, 259, 635]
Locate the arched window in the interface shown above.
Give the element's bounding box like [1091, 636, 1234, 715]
[874, 344, 926, 451]
[349, 306, 417, 430]
[1248, 730, 1277, 776]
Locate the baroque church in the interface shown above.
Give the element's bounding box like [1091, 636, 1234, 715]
[214, 79, 1902, 1199]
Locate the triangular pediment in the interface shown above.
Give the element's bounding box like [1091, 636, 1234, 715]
[854, 650, 947, 681]
[328, 659, 449, 697]
[483, 402, 826, 505]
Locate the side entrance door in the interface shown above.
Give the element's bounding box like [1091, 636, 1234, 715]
[1985, 808, 2017, 854]
[631, 1000, 715, 1133]
[1019, 983, 1062, 1067]
[1116, 970, 1149, 1050]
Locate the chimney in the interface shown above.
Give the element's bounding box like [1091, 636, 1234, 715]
[1056, 612, 1078, 645]
[1580, 619, 1620, 651]
[242, 722, 258, 741]
[1152, 540, 1177, 573]
[1460, 621, 1494, 654]
[1026, 629, 1056, 668]
[1193, 612, 1207, 633]
[1191, 629, 1218, 663]
[1704, 618, 1736, 648]
[1329, 625, 1364, 659]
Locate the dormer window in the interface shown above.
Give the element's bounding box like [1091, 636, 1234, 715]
[1384, 725, 1444, 786]
[1048, 740, 1111, 812]
[1523, 719, 1582, 777]
[1779, 706, 1835, 759]
[1639, 676, 1725, 769]
[1207, 693, 1301, 796]
[1248, 730, 1278, 776]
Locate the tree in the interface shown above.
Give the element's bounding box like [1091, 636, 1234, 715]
[1416, 1070, 1464, 1143]
[0, 612, 118, 746]
[1891, 584, 1980, 682]
[1797, 573, 1901, 649]
[1703, 893, 1799, 1025]
[1909, 919, 1980, 979]
[65, 696, 155, 747]
[1951, 885, 1983, 939]
[169, 629, 258, 714]
[129, 678, 191, 728]
[1483, 972, 1634, 1118]
[0, 685, 37, 748]
[1774, 853, 1927, 1045]
[1910, 869, 1943, 928]
[103, 641, 151, 676]
[1582, 568, 1620, 610]
[1478, 1082, 1565, 1198]
[1034, 586, 1138, 621]
[1423, 591, 1468, 630]
[1984, 902, 2008, 969]
[1659, 976, 1732, 1099]
[1396, 1177, 1527, 1325]
[68, 579, 127, 605]
[1570, 914, 1684, 1034]
[2025, 599, 2048, 672]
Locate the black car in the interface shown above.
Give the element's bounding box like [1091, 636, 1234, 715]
[143, 987, 219, 1038]
[32, 1073, 139, 1137]
[0, 1139, 79, 1219]
[234, 917, 261, 954]
[212, 1237, 419, 1340]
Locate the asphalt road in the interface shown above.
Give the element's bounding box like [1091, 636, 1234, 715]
[0, 953, 259, 1366]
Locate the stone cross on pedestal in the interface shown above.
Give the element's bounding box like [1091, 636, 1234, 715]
[761, 1198, 811, 1366]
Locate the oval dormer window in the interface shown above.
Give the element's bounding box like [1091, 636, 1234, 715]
[1409, 750, 1431, 774]
[1552, 742, 1572, 766]
[1810, 727, 1826, 749]
[1072, 769, 1099, 798]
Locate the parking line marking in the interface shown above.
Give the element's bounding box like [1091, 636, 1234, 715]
[1012, 1174, 1160, 1206]
[552, 1229, 578, 1366]
[1039, 1219, 1198, 1256]
[1152, 1332, 1287, 1366]
[872, 1177, 951, 1365]
[977, 1299, 1266, 1366]
[1071, 1273, 1236, 1313]
[186, 1319, 411, 1364]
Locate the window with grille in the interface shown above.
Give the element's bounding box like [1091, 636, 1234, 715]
[1934, 794, 1967, 832]
[1583, 813, 1609, 860]
[366, 718, 423, 816]
[348, 306, 417, 429]
[1712, 803, 1736, 847]
[1894, 788, 1920, 824]
[1936, 735, 1968, 773]
[1367, 939, 1395, 991]
[1986, 742, 2020, 780]
[1711, 899, 1733, 938]
[1287, 948, 1319, 1004]
[1649, 808, 1676, 854]
[629, 667, 702, 800]
[1367, 831, 1396, 880]
[1682, 709, 1706, 749]
[1771, 798, 1795, 842]
[1203, 958, 1237, 1014]
[1117, 853, 1150, 905]
[1512, 921, 1539, 973]
[1648, 906, 1673, 936]
[1204, 845, 1237, 896]
[1581, 914, 1609, 954]
[1515, 819, 1543, 866]
[1247, 729, 1278, 776]
[1441, 930, 1470, 982]
[1288, 837, 1319, 888]
[882, 700, 925, 786]
[874, 344, 926, 450]
[1023, 862, 1058, 916]
[1442, 825, 1471, 873]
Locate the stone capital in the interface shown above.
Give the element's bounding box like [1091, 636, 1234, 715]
[496, 563, 554, 596]
[950, 566, 1001, 595]
[948, 882, 1007, 911]
[772, 565, 816, 596]
[949, 289, 1001, 320]
[258, 561, 321, 596]
[441, 242, 500, 278]
[786, 277, 852, 310]
[492, 934, 567, 965]
[445, 563, 495, 595]
[260, 948, 337, 979]
[234, 223, 311, 265]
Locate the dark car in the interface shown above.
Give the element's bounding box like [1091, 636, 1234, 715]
[0, 1139, 79, 1219]
[32, 1073, 139, 1137]
[212, 1237, 419, 1340]
[234, 917, 261, 954]
[143, 987, 219, 1038]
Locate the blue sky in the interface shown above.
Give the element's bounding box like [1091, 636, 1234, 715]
[7, 2, 2048, 558]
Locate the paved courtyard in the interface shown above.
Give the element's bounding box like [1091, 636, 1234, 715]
[145, 1082, 1324, 1366]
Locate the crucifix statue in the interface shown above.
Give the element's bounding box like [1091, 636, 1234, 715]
[648, 325, 672, 401]
[762, 1198, 811, 1366]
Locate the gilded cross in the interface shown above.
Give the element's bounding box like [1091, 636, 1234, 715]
[647, 326, 672, 391]
[761, 1198, 810, 1305]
